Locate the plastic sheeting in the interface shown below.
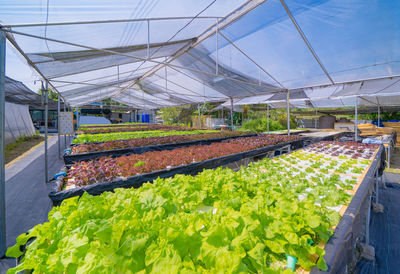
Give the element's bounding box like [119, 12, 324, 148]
[218, 76, 400, 109]
[2, 0, 400, 108]
[4, 102, 36, 146]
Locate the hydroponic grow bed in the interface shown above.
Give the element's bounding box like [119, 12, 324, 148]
[76, 124, 198, 135]
[64, 132, 256, 165]
[51, 135, 302, 204]
[7, 141, 383, 273]
[72, 129, 219, 144]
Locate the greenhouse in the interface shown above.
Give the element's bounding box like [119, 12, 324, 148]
[0, 0, 399, 273]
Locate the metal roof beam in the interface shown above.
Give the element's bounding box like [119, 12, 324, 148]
[3, 16, 222, 28]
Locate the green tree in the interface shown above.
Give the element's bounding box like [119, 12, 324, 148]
[37, 88, 58, 101]
[240, 108, 297, 133]
[158, 106, 188, 125]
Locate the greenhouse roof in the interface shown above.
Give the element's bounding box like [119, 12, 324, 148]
[219, 76, 400, 109]
[1, 0, 399, 109]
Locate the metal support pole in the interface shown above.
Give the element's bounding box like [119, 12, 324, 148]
[76, 107, 80, 128]
[375, 169, 379, 204]
[315, 109, 318, 129]
[366, 196, 371, 246]
[377, 106, 380, 127]
[230, 98, 234, 130]
[57, 96, 61, 158]
[0, 28, 6, 258]
[165, 59, 168, 92]
[355, 98, 358, 141]
[267, 104, 270, 133]
[198, 104, 201, 129]
[117, 66, 120, 87]
[63, 99, 67, 149]
[215, 19, 219, 75]
[147, 20, 150, 59]
[44, 81, 49, 183]
[287, 90, 290, 136]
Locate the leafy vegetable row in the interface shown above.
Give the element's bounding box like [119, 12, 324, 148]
[7, 141, 378, 273]
[71, 131, 252, 154]
[77, 125, 196, 135]
[72, 130, 218, 144]
[66, 134, 301, 188]
[79, 122, 146, 128]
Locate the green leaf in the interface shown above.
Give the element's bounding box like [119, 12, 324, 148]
[317, 256, 328, 271]
[264, 239, 285, 254]
[150, 248, 182, 273]
[204, 226, 229, 248]
[247, 243, 265, 268]
[6, 244, 24, 258]
[306, 214, 321, 228]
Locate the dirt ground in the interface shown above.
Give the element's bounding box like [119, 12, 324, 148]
[5, 135, 45, 164]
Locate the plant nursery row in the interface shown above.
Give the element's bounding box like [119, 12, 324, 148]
[65, 134, 300, 189]
[79, 122, 147, 128]
[7, 141, 381, 273]
[72, 129, 219, 144]
[70, 131, 252, 154]
[77, 124, 197, 135]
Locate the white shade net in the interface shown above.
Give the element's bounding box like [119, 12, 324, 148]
[1, 0, 399, 108]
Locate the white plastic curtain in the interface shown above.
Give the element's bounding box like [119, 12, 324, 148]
[4, 102, 36, 146]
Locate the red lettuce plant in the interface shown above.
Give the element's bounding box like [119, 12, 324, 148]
[66, 134, 300, 188]
[71, 131, 253, 154]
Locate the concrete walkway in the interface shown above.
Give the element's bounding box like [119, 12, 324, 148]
[0, 135, 70, 272]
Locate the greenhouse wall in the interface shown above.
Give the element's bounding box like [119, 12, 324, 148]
[4, 102, 36, 145]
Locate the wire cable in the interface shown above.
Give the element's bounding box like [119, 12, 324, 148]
[120, 0, 217, 98]
[120, 0, 148, 47]
[44, 0, 55, 61]
[126, 0, 159, 46]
